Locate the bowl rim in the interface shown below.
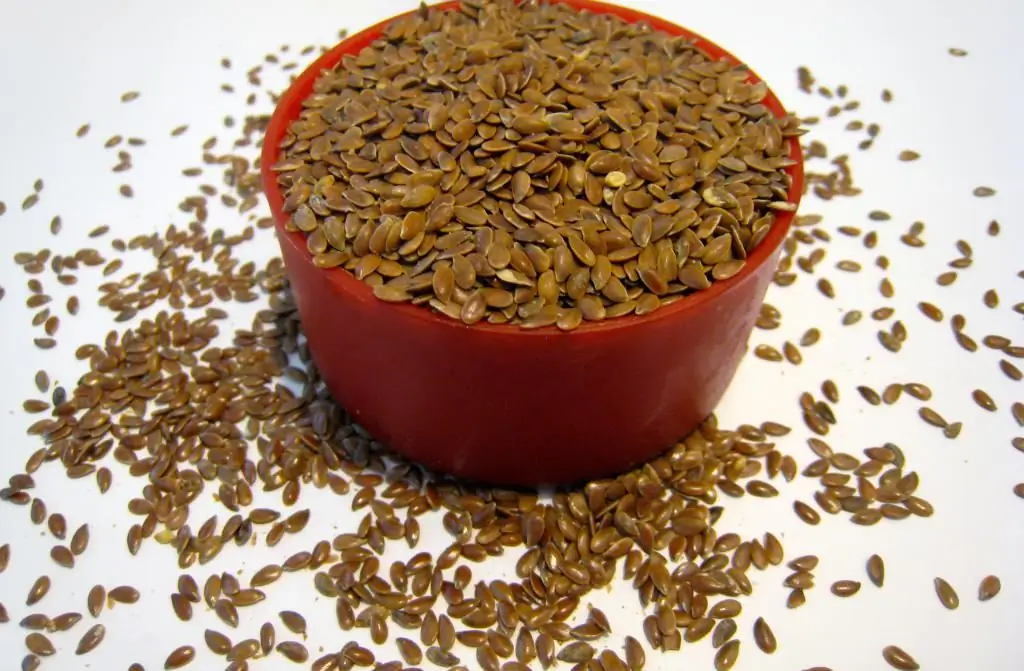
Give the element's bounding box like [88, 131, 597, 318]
[260, 0, 805, 337]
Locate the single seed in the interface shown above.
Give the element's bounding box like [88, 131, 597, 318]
[87, 585, 105, 617]
[972, 185, 995, 197]
[165, 645, 196, 669]
[75, 624, 106, 655]
[70, 524, 90, 555]
[26, 576, 50, 606]
[752, 617, 776, 653]
[171, 593, 192, 621]
[50, 545, 74, 568]
[754, 345, 783, 362]
[831, 580, 861, 596]
[25, 633, 55, 656]
[205, 629, 232, 655]
[51, 612, 81, 631]
[714, 639, 740, 670]
[934, 577, 959, 609]
[919, 406, 947, 428]
[20, 614, 50, 630]
[867, 555, 885, 587]
[883, 645, 920, 670]
[277, 641, 309, 663]
[978, 575, 1001, 601]
[109, 586, 140, 604]
[793, 500, 821, 525]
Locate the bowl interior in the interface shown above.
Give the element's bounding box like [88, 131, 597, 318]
[260, 0, 805, 337]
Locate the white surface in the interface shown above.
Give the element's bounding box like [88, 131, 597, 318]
[0, 1, 1022, 669]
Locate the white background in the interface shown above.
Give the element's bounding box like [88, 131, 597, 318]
[0, 0, 1022, 669]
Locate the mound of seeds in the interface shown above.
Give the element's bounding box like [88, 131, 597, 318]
[273, 0, 802, 328]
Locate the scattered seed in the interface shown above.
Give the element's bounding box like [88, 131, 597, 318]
[934, 577, 959, 609]
[70, 524, 90, 555]
[978, 575, 1001, 601]
[867, 555, 885, 587]
[714, 639, 740, 670]
[165, 645, 196, 669]
[972, 186, 995, 197]
[50, 545, 75, 569]
[26, 576, 50, 606]
[277, 641, 309, 663]
[75, 624, 106, 655]
[883, 645, 920, 670]
[109, 586, 140, 604]
[25, 633, 56, 656]
[87, 585, 105, 617]
[831, 580, 861, 597]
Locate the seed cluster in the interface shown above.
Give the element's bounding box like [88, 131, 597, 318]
[274, 0, 802, 329]
[0, 2, 1019, 671]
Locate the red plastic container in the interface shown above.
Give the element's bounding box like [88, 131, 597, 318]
[261, 0, 804, 486]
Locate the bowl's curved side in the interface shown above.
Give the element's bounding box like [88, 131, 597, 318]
[260, 0, 803, 485]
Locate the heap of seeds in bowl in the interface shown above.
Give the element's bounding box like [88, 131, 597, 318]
[273, 0, 802, 329]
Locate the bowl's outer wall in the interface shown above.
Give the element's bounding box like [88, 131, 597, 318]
[262, 0, 803, 486]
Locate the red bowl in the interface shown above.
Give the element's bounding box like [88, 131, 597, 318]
[261, 0, 804, 486]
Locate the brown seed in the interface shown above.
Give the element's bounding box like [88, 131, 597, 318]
[746, 481, 778, 497]
[227, 639, 260, 661]
[215, 599, 239, 628]
[109, 586, 140, 604]
[25, 633, 55, 656]
[70, 524, 90, 555]
[279, 610, 307, 635]
[51, 611, 82, 632]
[800, 328, 821, 347]
[752, 617, 776, 654]
[867, 555, 885, 587]
[831, 580, 861, 597]
[277, 641, 309, 663]
[972, 186, 995, 197]
[754, 345, 783, 362]
[398, 638, 423, 665]
[897, 150, 920, 161]
[30, 499, 46, 524]
[934, 577, 959, 609]
[171, 593, 192, 621]
[205, 629, 232, 655]
[26, 576, 50, 606]
[75, 624, 106, 655]
[259, 622, 275, 655]
[714, 639, 740, 670]
[87, 585, 105, 617]
[20, 614, 50, 630]
[165, 645, 197, 669]
[978, 575, 1001, 601]
[50, 545, 74, 568]
[712, 619, 738, 649]
[918, 406, 947, 428]
[857, 386, 881, 405]
[904, 382, 932, 400]
[882, 645, 920, 670]
[972, 389, 997, 412]
[624, 636, 645, 670]
[793, 500, 821, 525]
